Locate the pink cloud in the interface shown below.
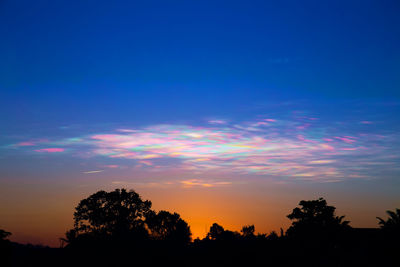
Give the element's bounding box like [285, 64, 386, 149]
[320, 144, 335, 151]
[297, 134, 318, 143]
[34, 148, 65, 153]
[296, 123, 311, 130]
[17, 142, 35, 146]
[103, 165, 119, 168]
[138, 160, 153, 166]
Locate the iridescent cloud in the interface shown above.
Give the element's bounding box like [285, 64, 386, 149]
[180, 179, 232, 188]
[10, 116, 400, 182]
[110, 179, 233, 189]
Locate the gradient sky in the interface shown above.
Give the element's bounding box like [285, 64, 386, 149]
[1, 0, 400, 246]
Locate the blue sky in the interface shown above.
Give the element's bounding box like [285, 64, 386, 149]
[0, 0, 400, 245]
[1, 1, 400, 130]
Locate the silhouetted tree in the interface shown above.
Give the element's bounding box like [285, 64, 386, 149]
[377, 208, 400, 237]
[207, 223, 225, 240]
[146, 210, 192, 244]
[65, 188, 152, 245]
[266, 231, 279, 241]
[241, 225, 255, 239]
[206, 223, 240, 241]
[286, 197, 350, 242]
[0, 229, 11, 241]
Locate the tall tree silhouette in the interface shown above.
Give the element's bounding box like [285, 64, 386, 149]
[286, 197, 350, 242]
[65, 188, 152, 244]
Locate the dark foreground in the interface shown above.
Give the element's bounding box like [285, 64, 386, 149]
[2, 229, 398, 267]
[2, 192, 399, 266]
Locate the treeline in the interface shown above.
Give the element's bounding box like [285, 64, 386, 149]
[1, 188, 399, 267]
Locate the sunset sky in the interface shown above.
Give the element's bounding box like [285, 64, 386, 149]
[1, 0, 400, 246]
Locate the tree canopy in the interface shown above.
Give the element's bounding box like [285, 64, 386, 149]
[206, 223, 240, 241]
[64, 188, 191, 246]
[207, 223, 225, 240]
[286, 197, 350, 240]
[377, 208, 400, 237]
[241, 225, 255, 239]
[146, 210, 192, 244]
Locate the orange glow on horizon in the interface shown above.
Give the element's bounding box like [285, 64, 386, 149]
[0, 178, 394, 247]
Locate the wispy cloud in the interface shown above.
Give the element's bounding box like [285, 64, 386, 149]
[8, 116, 400, 182]
[34, 148, 65, 153]
[83, 170, 103, 174]
[111, 179, 233, 189]
[180, 179, 232, 188]
[16, 142, 35, 147]
[102, 165, 120, 168]
[111, 180, 173, 188]
[208, 120, 227, 125]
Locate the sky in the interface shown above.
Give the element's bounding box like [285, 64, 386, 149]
[1, 0, 400, 246]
